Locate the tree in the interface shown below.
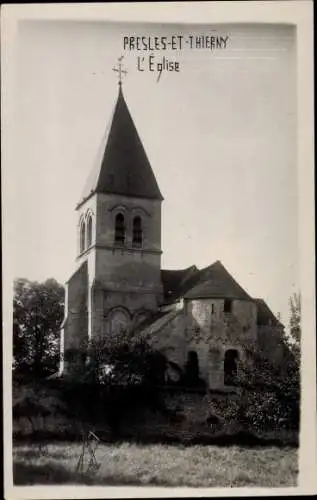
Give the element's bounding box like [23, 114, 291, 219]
[13, 278, 65, 378]
[236, 329, 300, 431]
[84, 329, 166, 388]
[235, 291, 302, 432]
[62, 330, 167, 436]
[289, 292, 301, 345]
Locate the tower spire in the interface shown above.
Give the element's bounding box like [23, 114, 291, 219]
[112, 55, 127, 87]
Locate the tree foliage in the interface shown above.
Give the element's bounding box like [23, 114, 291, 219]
[82, 330, 167, 388]
[59, 330, 167, 436]
[236, 296, 301, 431]
[289, 292, 301, 344]
[13, 278, 65, 378]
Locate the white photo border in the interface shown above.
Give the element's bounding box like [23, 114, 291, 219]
[1, 1, 315, 498]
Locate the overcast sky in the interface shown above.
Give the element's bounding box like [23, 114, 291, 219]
[9, 20, 298, 328]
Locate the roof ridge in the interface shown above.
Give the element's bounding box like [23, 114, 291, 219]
[161, 265, 198, 274]
[184, 261, 252, 301]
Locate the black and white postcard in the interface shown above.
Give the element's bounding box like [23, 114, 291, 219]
[1, 2, 315, 498]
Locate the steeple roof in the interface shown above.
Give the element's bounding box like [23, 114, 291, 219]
[78, 86, 163, 208]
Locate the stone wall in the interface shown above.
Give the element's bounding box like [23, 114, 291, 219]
[163, 390, 241, 425]
[95, 248, 162, 297]
[142, 298, 261, 390]
[148, 310, 186, 368]
[257, 325, 286, 364]
[89, 191, 163, 336]
[76, 195, 97, 266]
[96, 193, 162, 254]
[91, 285, 160, 338]
[184, 297, 257, 390]
[62, 262, 88, 374]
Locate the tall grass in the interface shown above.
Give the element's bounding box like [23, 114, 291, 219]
[13, 441, 298, 487]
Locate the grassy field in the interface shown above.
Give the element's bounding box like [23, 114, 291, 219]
[13, 441, 298, 487]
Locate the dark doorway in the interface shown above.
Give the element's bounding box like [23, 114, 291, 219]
[224, 349, 239, 386]
[184, 350, 200, 387]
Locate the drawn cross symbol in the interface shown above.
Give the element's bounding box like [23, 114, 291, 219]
[112, 56, 127, 86]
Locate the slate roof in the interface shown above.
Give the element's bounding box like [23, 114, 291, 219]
[184, 261, 253, 301]
[255, 298, 283, 327]
[78, 86, 163, 207]
[161, 265, 200, 303]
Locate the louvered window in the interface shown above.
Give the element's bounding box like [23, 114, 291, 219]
[132, 216, 142, 247]
[114, 213, 125, 245]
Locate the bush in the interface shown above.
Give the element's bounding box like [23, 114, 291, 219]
[237, 340, 300, 432]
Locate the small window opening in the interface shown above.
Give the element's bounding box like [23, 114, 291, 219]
[224, 298, 232, 313]
[115, 213, 125, 246]
[224, 349, 239, 386]
[211, 303, 215, 314]
[87, 215, 93, 248]
[132, 216, 143, 247]
[80, 221, 86, 253]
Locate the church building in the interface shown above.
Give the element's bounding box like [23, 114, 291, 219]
[60, 73, 285, 390]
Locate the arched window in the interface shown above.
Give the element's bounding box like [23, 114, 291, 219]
[87, 215, 93, 248]
[80, 220, 86, 253]
[107, 308, 130, 335]
[132, 216, 143, 247]
[224, 349, 239, 386]
[114, 213, 125, 245]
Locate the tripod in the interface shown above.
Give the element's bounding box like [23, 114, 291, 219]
[75, 430, 101, 475]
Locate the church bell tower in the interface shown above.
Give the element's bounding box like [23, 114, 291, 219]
[61, 60, 163, 373]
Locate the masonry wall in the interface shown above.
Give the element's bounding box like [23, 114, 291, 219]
[257, 325, 286, 365]
[76, 195, 97, 267]
[149, 311, 186, 368]
[73, 191, 164, 339]
[92, 192, 163, 333]
[185, 298, 258, 390]
[163, 391, 241, 424]
[95, 248, 162, 297]
[91, 286, 160, 339]
[96, 193, 162, 254]
[62, 263, 88, 374]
